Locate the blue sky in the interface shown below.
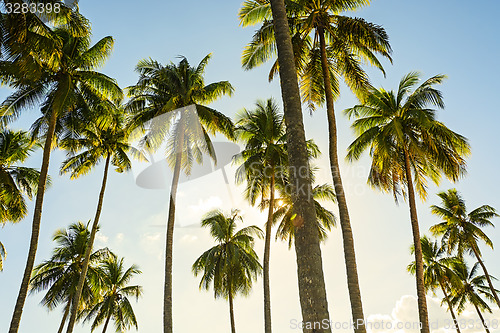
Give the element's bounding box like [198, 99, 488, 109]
[1, 1, 500, 332]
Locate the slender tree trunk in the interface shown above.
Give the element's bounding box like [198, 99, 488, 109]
[9, 107, 58, 333]
[164, 119, 185, 333]
[471, 244, 500, 308]
[66, 154, 111, 333]
[473, 303, 491, 333]
[269, 1, 331, 331]
[229, 291, 236, 333]
[318, 27, 366, 333]
[57, 300, 71, 333]
[403, 150, 430, 333]
[264, 171, 275, 333]
[439, 281, 461, 333]
[101, 312, 112, 333]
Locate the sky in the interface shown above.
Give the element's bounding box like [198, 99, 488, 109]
[1, 1, 500, 332]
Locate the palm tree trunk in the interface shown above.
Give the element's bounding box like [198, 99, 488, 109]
[269, 1, 331, 331]
[164, 120, 185, 333]
[473, 303, 491, 333]
[264, 171, 275, 333]
[403, 150, 430, 333]
[318, 27, 366, 333]
[102, 312, 112, 333]
[66, 154, 111, 333]
[229, 291, 236, 333]
[9, 107, 58, 333]
[438, 280, 461, 333]
[57, 300, 71, 333]
[471, 244, 500, 308]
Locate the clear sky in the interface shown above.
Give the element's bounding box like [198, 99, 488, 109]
[1, 1, 499, 332]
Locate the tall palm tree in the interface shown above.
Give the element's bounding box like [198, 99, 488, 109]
[430, 189, 500, 308]
[0, 129, 40, 224]
[408, 236, 462, 333]
[192, 210, 262, 333]
[240, 2, 392, 330]
[233, 98, 287, 333]
[1, 25, 121, 333]
[127, 54, 234, 333]
[449, 261, 498, 333]
[346, 72, 471, 333]
[29, 222, 110, 333]
[60, 102, 143, 333]
[265, 0, 332, 330]
[82, 255, 143, 333]
[273, 183, 336, 248]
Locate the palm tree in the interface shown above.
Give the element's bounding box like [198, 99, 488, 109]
[0, 240, 6, 271]
[192, 210, 262, 333]
[82, 255, 143, 333]
[233, 98, 287, 332]
[430, 189, 500, 308]
[59, 102, 143, 333]
[240, 2, 392, 330]
[346, 72, 471, 333]
[408, 236, 462, 333]
[2, 24, 121, 332]
[0, 129, 40, 224]
[265, 0, 332, 330]
[127, 54, 234, 333]
[449, 261, 498, 333]
[29, 222, 110, 333]
[274, 183, 336, 248]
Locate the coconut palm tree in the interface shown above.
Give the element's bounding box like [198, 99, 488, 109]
[430, 189, 500, 308]
[59, 102, 144, 333]
[346, 72, 471, 333]
[192, 210, 262, 333]
[29, 222, 110, 333]
[408, 236, 462, 333]
[449, 261, 498, 333]
[273, 183, 336, 248]
[82, 255, 143, 333]
[0, 129, 40, 224]
[233, 98, 287, 332]
[2, 24, 121, 332]
[265, 0, 332, 330]
[127, 54, 234, 333]
[240, 2, 391, 330]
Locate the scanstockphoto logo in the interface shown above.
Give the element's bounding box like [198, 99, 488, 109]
[2, 1, 79, 24]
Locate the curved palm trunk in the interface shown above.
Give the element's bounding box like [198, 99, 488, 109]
[229, 291, 236, 333]
[101, 312, 112, 333]
[57, 300, 72, 333]
[164, 121, 185, 333]
[318, 27, 366, 333]
[66, 154, 111, 333]
[403, 150, 430, 333]
[471, 245, 500, 308]
[264, 171, 275, 333]
[269, 1, 331, 331]
[9, 107, 58, 333]
[473, 303, 491, 333]
[438, 280, 461, 333]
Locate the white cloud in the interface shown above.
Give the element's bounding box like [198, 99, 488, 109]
[95, 233, 109, 245]
[366, 295, 500, 333]
[179, 234, 198, 244]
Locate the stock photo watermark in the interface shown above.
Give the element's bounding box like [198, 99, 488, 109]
[289, 318, 499, 331]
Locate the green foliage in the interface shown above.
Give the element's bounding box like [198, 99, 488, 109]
[346, 72, 470, 201]
[82, 255, 143, 332]
[0, 129, 41, 224]
[192, 210, 262, 299]
[430, 189, 498, 258]
[29, 222, 110, 313]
